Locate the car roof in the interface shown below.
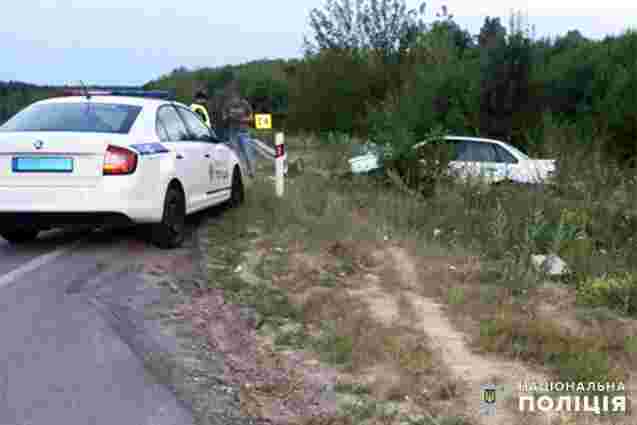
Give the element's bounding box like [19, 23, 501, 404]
[37, 96, 173, 108]
[412, 135, 510, 150]
[443, 136, 508, 145]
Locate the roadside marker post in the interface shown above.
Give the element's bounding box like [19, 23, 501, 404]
[275, 132, 285, 197]
[255, 113, 272, 130]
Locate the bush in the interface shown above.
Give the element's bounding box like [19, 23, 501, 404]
[382, 126, 455, 198]
[556, 351, 617, 387]
[577, 273, 637, 316]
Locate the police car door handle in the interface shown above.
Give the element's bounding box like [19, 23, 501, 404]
[204, 154, 211, 158]
[176, 153, 184, 160]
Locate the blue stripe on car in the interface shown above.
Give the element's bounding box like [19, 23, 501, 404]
[130, 143, 170, 156]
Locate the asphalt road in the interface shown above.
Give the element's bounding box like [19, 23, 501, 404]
[0, 219, 209, 425]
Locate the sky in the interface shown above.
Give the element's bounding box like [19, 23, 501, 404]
[1, 0, 636, 86]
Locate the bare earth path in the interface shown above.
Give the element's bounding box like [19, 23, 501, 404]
[341, 244, 567, 425]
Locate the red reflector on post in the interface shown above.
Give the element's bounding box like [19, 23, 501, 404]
[275, 144, 285, 158]
[103, 145, 137, 175]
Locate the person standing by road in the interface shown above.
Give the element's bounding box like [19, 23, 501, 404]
[218, 80, 256, 177]
[190, 88, 212, 128]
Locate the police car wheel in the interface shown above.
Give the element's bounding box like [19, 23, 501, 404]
[229, 168, 244, 207]
[0, 228, 40, 244]
[150, 185, 186, 249]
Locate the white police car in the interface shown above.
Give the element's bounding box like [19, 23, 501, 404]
[0, 89, 246, 249]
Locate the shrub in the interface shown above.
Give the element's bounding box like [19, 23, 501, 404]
[577, 273, 637, 316]
[555, 351, 617, 387]
[382, 126, 455, 198]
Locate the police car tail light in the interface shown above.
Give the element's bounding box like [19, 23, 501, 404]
[103, 145, 137, 175]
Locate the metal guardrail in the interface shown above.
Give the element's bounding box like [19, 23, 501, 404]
[251, 137, 287, 175]
[251, 138, 276, 159]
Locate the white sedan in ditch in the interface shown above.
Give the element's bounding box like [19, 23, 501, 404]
[413, 136, 556, 184]
[0, 90, 246, 248]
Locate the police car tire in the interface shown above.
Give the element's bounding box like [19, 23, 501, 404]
[150, 185, 186, 249]
[0, 228, 39, 244]
[229, 167, 244, 207]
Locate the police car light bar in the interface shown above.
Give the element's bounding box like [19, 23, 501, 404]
[62, 88, 176, 100]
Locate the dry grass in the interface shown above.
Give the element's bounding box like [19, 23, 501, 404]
[276, 242, 462, 414]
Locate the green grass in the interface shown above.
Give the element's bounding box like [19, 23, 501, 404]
[334, 382, 372, 395]
[576, 273, 637, 317]
[311, 321, 355, 366]
[447, 286, 466, 305]
[273, 323, 310, 349]
[338, 398, 400, 424]
[553, 351, 621, 394]
[478, 309, 624, 386]
[625, 335, 637, 354]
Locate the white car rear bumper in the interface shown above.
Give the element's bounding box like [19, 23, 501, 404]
[0, 174, 164, 225]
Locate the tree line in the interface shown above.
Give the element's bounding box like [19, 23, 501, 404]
[145, 1, 637, 165]
[289, 0, 637, 166]
[0, 82, 57, 125]
[3, 1, 636, 165]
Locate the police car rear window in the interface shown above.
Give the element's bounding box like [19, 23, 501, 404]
[0, 103, 142, 134]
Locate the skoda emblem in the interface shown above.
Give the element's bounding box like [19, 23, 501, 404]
[33, 140, 44, 150]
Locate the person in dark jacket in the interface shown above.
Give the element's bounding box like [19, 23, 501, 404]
[215, 80, 255, 177]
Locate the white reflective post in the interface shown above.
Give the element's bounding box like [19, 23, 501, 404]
[275, 132, 285, 197]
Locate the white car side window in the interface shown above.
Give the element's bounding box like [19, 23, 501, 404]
[453, 141, 472, 161]
[177, 106, 212, 142]
[156, 119, 169, 142]
[473, 143, 497, 162]
[454, 141, 496, 162]
[494, 145, 518, 164]
[157, 106, 189, 142]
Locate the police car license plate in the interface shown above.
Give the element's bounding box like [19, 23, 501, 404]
[12, 156, 74, 173]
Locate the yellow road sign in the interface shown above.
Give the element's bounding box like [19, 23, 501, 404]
[255, 113, 272, 130]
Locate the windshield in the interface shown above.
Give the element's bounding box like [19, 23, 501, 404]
[0, 102, 142, 134]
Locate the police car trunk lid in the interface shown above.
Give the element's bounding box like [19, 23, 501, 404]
[0, 132, 123, 187]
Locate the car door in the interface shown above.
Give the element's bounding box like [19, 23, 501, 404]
[213, 138, 233, 193]
[177, 106, 233, 202]
[448, 140, 478, 180]
[448, 140, 500, 182]
[493, 144, 519, 182]
[474, 142, 506, 183]
[156, 105, 208, 211]
[174, 105, 219, 199]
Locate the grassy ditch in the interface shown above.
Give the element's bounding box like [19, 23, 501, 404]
[290, 134, 637, 388]
[197, 153, 471, 423]
[190, 134, 637, 423]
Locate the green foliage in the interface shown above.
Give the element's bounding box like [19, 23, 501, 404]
[526, 208, 590, 255]
[144, 59, 292, 127]
[295, 10, 637, 165]
[287, 50, 378, 133]
[305, 0, 425, 57]
[624, 336, 637, 354]
[478, 16, 535, 142]
[0, 81, 57, 125]
[577, 273, 637, 317]
[4, 10, 637, 166]
[380, 125, 455, 198]
[447, 286, 465, 305]
[290, 0, 430, 134]
[555, 351, 616, 388]
[312, 321, 354, 365]
[334, 382, 372, 395]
